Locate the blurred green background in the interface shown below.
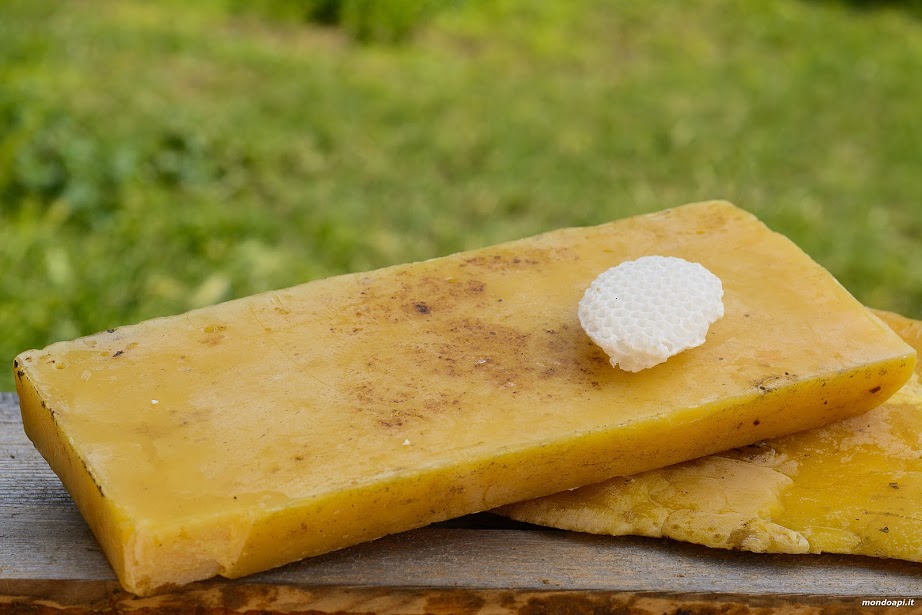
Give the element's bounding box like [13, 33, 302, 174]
[2, 0, 921, 391]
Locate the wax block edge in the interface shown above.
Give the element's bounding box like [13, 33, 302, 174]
[14, 346, 913, 595]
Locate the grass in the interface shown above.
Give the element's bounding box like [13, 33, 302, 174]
[2, 0, 921, 391]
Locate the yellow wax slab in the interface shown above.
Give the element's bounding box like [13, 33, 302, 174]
[499, 310, 922, 563]
[14, 201, 915, 595]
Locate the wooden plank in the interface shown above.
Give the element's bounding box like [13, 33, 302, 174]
[2, 392, 921, 613]
[4, 583, 918, 615]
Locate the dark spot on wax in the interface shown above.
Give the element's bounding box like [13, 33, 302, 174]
[414, 303, 431, 314]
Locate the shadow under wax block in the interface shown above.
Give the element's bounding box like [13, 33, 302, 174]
[14, 201, 916, 595]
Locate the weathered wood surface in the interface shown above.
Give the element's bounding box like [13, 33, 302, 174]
[2, 391, 921, 614]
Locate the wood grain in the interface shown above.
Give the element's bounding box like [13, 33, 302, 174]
[2, 392, 921, 614]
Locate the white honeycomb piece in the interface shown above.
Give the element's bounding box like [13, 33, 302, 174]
[578, 256, 724, 372]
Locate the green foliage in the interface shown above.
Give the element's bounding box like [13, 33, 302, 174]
[227, 0, 448, 43]
[828, 0, 922, 17]
[226, 0, 340, 24]
[1, 0, 922, 391]
[343, 0, 447, 43]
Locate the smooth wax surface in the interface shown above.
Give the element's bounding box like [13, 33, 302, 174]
[15, 201, 915, 595]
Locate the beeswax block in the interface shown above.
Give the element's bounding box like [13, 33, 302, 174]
[15, 201, 915, 594]
[499, 310, 922, 562]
